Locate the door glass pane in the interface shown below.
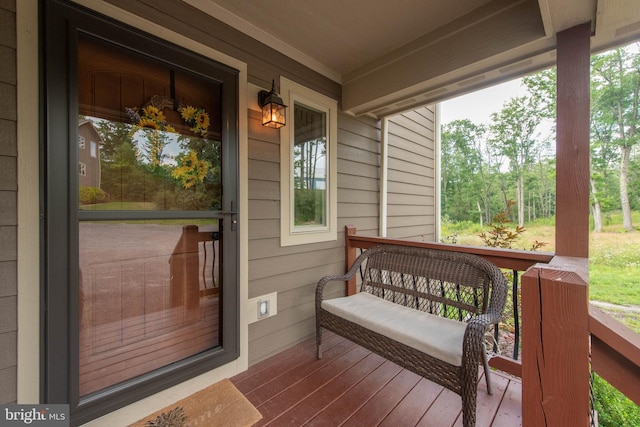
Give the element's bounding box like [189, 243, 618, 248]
[79, 220, 221, 396]
[77, 35, 224, 397]
[77, 36, 222, 212]
[293, 103, 327, 227]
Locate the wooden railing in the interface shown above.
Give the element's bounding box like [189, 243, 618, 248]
[343, 226, 640, 427]
[590, 305, 640, 406]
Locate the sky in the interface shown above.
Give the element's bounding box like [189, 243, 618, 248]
[439, 78, 526, 126]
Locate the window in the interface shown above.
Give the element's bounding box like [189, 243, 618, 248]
[79, 135, 86, 149]
[78, 162, 86, 176]
[280, 77, 337, 246]
[90, 141, 97, 158]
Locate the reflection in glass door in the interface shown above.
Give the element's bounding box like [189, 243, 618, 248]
[76, 35, 226, 397]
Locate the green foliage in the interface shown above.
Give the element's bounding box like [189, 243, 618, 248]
[479, 202, 524, 249]
[294, 188, 326, 225]
[592, 374, 640, 427]
[79, 186, 107, 205]
[478, 201, 547, 250]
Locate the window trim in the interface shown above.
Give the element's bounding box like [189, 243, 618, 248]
[279, 77, 338, 246]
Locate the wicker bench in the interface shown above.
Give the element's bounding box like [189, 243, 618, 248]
[315, 244, 508, 427]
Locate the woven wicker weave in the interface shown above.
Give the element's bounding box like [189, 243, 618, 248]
[316, 244, 508, 427]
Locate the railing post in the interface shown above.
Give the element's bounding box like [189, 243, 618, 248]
[522, 260, 590, 426]
[345, 225, 357, 295]
[169, 225, 201, 321]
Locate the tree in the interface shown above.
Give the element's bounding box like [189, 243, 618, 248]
[440, 120, 498, 224]
[489, 95, 548, 227]
[591, 45, 640, 231]
[92, 119, 133, 162]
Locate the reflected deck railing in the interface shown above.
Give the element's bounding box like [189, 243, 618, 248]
[343, 225, 640, 426]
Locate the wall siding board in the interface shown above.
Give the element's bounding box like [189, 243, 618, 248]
[339, 174, 379, 191]
[337, 189, 379, 204]
[338, 158, 379, 179]
[248, 139, 279, 162]
[248, 199, 280, 220]
[248, 219, 280, 240]
[249, 238, 343, 261]
[0, 0, 14, 405]
[0, 119, 16, 156]
[388, 168, 432, 185]
[248, 247, 344, 282]
[248, 318, 317, 364]
[248, 180, 279, 201]
[248, 159, 279, 181]
[387, 204, 431, 216]
[0, 191, 16, 226]
[248, 261, 344, 298]
[387, 193, 432, 206]
[386, 108, 436, 240]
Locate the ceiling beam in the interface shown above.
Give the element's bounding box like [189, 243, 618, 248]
[342, 0, 547, 116]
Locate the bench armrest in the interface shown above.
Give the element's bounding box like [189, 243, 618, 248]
[463, 312, 501, 360]
[316, 249, 371, 300]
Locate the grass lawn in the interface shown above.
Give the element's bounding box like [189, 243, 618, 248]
[80, 201, 156, 210]
[442, 211, 640, 327]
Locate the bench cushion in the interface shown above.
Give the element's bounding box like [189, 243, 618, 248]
[322, 292, 467, 366]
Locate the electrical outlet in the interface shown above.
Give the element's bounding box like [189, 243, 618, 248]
[258, 299, 270, 318]
[248, 292, 277, 323]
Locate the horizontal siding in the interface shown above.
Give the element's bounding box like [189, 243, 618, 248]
[0, 0, 15, 405]
[247, 108, 382, 364]
[386, 106, 436, 241]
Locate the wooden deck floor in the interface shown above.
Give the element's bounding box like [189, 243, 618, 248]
[231, 332, 522, 427]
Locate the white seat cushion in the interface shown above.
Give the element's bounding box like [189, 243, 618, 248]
[321, 292, 467, 366]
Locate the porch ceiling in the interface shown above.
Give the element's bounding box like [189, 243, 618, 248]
[186, 0, 640, 117]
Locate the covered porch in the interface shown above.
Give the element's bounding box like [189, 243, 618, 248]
[4, 1, 640, 425]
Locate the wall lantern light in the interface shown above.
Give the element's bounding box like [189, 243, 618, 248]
[258, 80, 287, 128]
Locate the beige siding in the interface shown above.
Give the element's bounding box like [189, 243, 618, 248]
[246, 109, 382, 364]
[0, 0, 16, 405]
[386, 107, 436, 241]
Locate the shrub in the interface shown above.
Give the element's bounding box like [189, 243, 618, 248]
[592, 374, 640, 426]
[79, 186, 106, 205]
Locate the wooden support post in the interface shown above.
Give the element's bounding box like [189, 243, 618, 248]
[345, 225, 357, 295]
[522, 259, 590, 426]
[556, 22, 591, 257]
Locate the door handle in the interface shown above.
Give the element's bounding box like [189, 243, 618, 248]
[218, 210, 238, 231]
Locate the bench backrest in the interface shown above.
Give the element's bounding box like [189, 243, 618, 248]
[358, 245, 507, 322]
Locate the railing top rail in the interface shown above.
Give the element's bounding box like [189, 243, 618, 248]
[345, 230, 554, 272]
[590, 305, 640, 367]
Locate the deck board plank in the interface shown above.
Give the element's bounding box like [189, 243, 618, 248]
[379, 378, 444, 427]
[342, 369, 422, 426]
[491, 377, 523, 426]
[254, 345, 371, 425]
[234, 334, 342, 394]
[230, 336, 522, 426]
[305, 361, 404, 427]
[246, 338, 359, 407]
[264, 352, 387, 427]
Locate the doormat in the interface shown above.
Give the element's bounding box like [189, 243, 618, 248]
[129, 379, 262, 427]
